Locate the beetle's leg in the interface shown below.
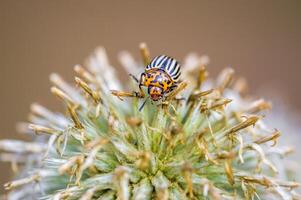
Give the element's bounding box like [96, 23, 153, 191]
[162, 83, 178, 99]
[167, 84, 186, 101]
[139, 84, 145, 97]
[111, 86, 145, 100]
[164, 82, 188, 101]
[111, 73, 146, 100]
[135, 74, 146, 98]
[169, 84, 178, 92]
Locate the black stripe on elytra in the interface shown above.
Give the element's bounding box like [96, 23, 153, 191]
[174, 72, 181, 80]
[172, 64, 181, 77]
[157, 56, 168, 67]
[169, 61, 178, 75]
[159, 58, 169, 70]
[165, 58, 172, 71]
[154, 55, 164, 66]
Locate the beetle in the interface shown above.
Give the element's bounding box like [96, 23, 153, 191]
[112, 55, 185, 111]
[138, 55, 181, 101]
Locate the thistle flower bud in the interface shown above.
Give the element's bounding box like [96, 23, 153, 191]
[1, 44, 300, 200]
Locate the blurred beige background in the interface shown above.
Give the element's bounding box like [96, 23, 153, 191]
[0, 0, 300, 193]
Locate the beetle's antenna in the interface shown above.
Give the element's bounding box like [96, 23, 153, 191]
[139, 96, 149, 112]
[129, 73, 139, 83]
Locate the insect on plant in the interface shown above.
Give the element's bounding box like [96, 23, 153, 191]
[111, 44, 187, 111]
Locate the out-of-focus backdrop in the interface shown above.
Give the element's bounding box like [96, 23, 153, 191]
[0, 0, 300, 192]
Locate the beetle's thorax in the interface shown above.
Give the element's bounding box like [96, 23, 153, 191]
[144, 69, 174, 91]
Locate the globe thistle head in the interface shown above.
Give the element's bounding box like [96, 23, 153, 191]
[1, 43, 300, 200]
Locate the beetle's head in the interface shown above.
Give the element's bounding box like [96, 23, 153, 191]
[148, 86, 163, 101]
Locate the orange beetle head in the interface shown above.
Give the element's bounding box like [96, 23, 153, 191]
[148, 86, 163, 101]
